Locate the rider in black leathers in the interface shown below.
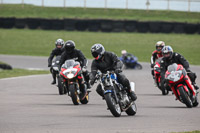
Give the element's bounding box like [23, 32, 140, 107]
[160, 46, 199, 90]
[59, 40, 91, 89]
[48, 39, 65, 84]
[89, 43, 137, 101]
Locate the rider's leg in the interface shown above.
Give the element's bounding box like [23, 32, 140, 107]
[117, 73, 137, 101]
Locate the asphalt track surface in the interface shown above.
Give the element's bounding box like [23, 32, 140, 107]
[0, 55, 200, 133]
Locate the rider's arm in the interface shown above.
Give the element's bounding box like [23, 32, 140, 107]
[175, 53, 190, 71]
[90, 61, 98, 85]
[59, 52, 66, 70]
[160, 59, 166, 88]
[150, 52, 156, 67]
[48, 49, 56, 67]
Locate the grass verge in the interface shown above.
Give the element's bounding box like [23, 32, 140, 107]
[0, 28, 200, 65]
[0, 68, 49, 79]
[0, 4, 200, 23]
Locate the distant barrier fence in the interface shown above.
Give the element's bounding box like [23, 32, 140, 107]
[0, 17, 200, 34]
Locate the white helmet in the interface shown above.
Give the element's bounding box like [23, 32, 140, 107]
[121, 50, 127, 55]
[55, 39, 64, 48]
[162, 46, 173, 59]
[156, 41, 165, 52]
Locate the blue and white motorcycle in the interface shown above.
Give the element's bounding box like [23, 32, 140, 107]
[95, 71, 137, 117]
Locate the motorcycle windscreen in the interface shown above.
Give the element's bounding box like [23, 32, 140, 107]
[63, 60, 80, 69]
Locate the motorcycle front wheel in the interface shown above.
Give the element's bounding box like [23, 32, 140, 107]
[69, 84, 79, 105]
[57, 76, 64, 95]
[104, 92, 121, 117]
[178, 86, 193, 108]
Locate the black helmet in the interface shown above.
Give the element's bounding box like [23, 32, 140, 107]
[162, 46, 173, 59]
[91, 43, 105, 60]
[64, 40, 75, 53]
[55, 39, 64, 48]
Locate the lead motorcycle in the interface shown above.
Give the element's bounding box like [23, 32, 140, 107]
[95, 71, 137, 117]
[59, 59, 89, 105]
[51, 55, 64, 95]
[165, 63, 199, 108]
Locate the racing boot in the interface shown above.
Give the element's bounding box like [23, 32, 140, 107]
[86, 82, 91, 92]
[51, 80, 56, 85]
[127, 89, 137, 101]
[193, 83, 199, 90]
[51, 73, 56, 85]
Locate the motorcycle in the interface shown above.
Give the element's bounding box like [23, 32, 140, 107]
[165, 63, 199, 108]
[59, 59, 89, 105]
[51, 55, 65, 95]
[119, 55, 142, 70]
[153, 58, 169, 95]
[95, 71, 137, 117]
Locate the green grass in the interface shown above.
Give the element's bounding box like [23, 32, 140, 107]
[0, 4, 200, 23]
[0, 28, 200, 65]
[0, 68, 49, 79]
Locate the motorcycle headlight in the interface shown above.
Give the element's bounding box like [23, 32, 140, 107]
[53, 67, 59, 71]
[67, 73, 75, 79]
[63, 69, 78, 79]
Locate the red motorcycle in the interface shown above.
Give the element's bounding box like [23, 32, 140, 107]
[165, 63, 198, 108]
[153, 58, 169, 95]
[60, 59, 89, 105]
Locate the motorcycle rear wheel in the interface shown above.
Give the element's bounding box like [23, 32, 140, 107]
[105, 93, 121, 117]
[125, 102, 137, 116]
[193, 96, 199, 107]
[178, 86, 193, 108]
[80, 94, 89, 104]
[69, 85, 79, 105]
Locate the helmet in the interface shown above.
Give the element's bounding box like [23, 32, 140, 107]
[121, 50, 127, 56]
[156, 41, 165, 52]
[91, 43, 105, 60]
[55, 39, 64, 48]
[64, 40, 75, 53]
[162, 46, 173, 59]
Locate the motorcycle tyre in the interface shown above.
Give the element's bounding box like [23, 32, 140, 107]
[135, 64, 142, 70]
[193, 96, 199, 107]
[105, 93, 121, 117]
[69, 85, 79, 105]
[125, 102, 137, 116]
[80, 93, 89, 104]
[57, 76, 64, 95]
[161, 81, 169, 95]
[178, 86, 193, 108]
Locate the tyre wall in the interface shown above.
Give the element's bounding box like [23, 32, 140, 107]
[0, 17, 199, 34]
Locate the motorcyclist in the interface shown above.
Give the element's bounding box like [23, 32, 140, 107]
[59, 40, 91, 89]
[89, 43, 137, 101]
[120, 50, 138, 68]
[48, 38, 65, 84]
[160, 45, 199, 90]
[150, 41, 165, 77]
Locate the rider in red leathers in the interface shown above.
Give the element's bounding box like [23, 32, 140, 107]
[150, 41, 165, 78]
